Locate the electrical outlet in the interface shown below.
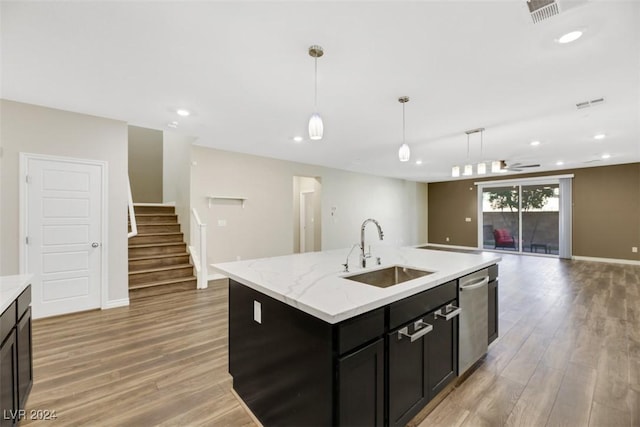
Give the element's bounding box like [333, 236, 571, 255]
[253, 301, 262, 324]
[633, 247, 638, 253]
[446, 237, 450, 242]
[217, 219, 227, 227]
[236, 255, 241, 261]
[465, 217, 471, 222]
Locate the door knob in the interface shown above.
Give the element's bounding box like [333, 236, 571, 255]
[91, 242, 100, 248]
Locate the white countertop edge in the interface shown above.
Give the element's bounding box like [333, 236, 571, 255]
[0, 274, 33, 314]
[215, 256, 500, 324]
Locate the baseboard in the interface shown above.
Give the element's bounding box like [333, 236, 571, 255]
[572, 255, 640, 266]
[102, 298, 130, 309]
[208, 272, 227, 281]
[421, 243, 480, 251]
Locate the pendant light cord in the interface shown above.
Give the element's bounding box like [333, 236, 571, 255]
[314, 57, 318, 109]
[402, 102, 406, 144]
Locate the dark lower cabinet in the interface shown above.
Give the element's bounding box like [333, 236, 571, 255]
[427, 308, 458, 398]
[387, 302, 458, 427]
[0, 322, 17, 427]
[337, 339, 384, 427]
[17, 307, 32, 410]
[0, 285, 33, 427]
[488, 279, 498, 344]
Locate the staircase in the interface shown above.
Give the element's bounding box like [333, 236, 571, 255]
[128, 205, 197, 298]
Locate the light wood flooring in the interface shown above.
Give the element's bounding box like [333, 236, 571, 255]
[24, 254, 640, 426]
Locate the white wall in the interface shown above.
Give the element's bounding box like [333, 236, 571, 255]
[191, 146, 428, 265]
[163, 131, 195, 238]
[0, 100, 129, 303]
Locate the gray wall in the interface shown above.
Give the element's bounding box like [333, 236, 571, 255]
[191, 145, 428, 265]
[0, 100, 129, 302]
[128, 125, 163, 203]
[163, 131, 195, 237]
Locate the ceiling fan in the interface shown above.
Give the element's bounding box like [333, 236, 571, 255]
[498, 160, 541, 171]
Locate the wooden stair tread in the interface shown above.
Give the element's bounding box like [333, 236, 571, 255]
[128, 264, 193, 276]
[128, 242, 185, 249]
[131, 232, 183, 237]
[129, 277, 196, 290]
[134, 213, 177, 217]
[128, 253, 190, 262]
[133, 222, 179, 226]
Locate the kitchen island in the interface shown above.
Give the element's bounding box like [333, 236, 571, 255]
[213, 246, 500, 427]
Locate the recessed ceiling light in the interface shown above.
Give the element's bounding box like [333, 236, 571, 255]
[593, 133, 606, 140]
[530, 140, 540, 146]
[601, 153, 611, 159]
[176, 109, 190, 117]
[557, 30, 583, 44]
[556, 161, 564, 166]
[415, 160, 423, 165]
[293, 136, 303, 143]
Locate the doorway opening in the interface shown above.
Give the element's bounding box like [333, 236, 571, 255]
[293, 176, 322, 253]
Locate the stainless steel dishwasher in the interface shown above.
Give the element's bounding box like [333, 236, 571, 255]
[458, 268, 489, 375]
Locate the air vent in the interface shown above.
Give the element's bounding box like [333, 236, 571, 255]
[576, 97, 606, 110]
[527, 0, 561, 23]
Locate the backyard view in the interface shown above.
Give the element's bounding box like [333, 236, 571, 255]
[482, 184, 560, 255]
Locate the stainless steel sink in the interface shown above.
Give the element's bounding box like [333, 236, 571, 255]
[344, 265, 434, 288]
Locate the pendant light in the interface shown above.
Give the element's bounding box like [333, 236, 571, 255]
[308, 45, 324, 140]
[476, 128, 486, 174]
[398, 96, 410, 162]
[462, 131, 472, 175]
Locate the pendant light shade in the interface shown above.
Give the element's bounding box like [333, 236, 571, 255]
[477, 162, 487, 175]
[491, 160, 502, 173]
[452, 166, 460, 177]
[463, 164, 473, 176]
[308, 45, 324, 141]
[397, 96, 411, 162]
[398, 143, 411, 162]
[309, 113, 323, 140]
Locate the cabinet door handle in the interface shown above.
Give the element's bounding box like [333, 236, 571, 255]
[398, 320, 433, 342]
[435, 304, 461, 321]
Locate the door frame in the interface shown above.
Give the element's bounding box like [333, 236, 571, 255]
[475, 174, 573, 258]
[19, 152, 109, 310]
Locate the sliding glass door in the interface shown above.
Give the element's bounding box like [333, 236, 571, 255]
[479, 179, 566, 257]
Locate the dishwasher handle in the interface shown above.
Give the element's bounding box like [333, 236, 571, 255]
[459, 276, 488, 291]
[397, 320, 433, 342]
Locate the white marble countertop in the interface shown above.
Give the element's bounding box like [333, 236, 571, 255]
[0, 274, 33, 314]
[212, 246, 500, 324]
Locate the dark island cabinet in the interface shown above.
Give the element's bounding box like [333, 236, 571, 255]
[229, 271, 491, 427]
[387, 300, 459, 427]
[488, 265, 499, 345]
[337, 339, 384, 427]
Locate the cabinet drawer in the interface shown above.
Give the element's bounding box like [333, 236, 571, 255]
[337, 307, 385, 355]
[389, 280, 456, 330]
[1, 302, 16, 344]
[17, 285, 31, 320]
[488, 264, 499, 282]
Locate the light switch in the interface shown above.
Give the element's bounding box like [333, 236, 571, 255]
[218, 219, 227, 227]
[465, 217, 471, 222]
[254, 301, 262, 324]
[633, 247, 638, 253]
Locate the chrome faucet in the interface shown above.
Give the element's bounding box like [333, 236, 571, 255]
[360, 218, 384, 268]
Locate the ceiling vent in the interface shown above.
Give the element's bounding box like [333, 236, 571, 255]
[576, 97, 605, 110]
[527, 0, 561, 23]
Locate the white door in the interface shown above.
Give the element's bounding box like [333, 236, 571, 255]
[24, 156, 104, 318]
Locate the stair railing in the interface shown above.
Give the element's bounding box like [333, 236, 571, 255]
[190, 208, 208, 289]
[127, 176, 138, 239]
